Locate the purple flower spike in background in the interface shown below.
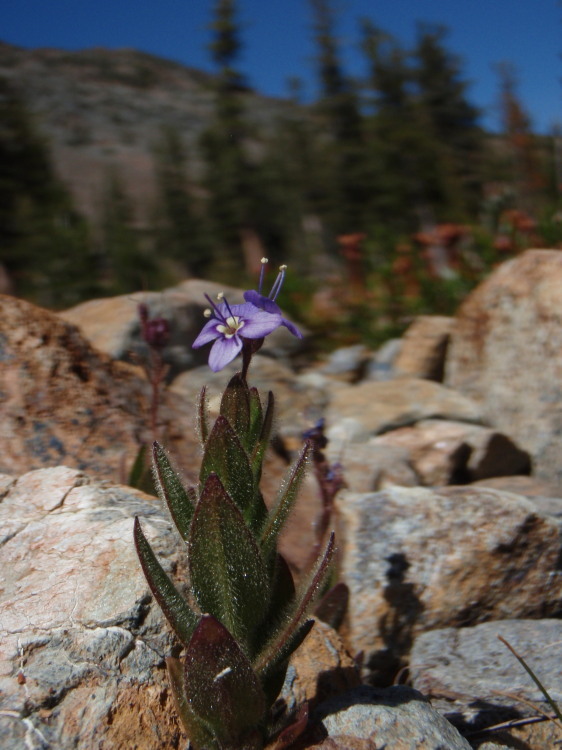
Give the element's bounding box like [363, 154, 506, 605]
[193, 293, 282, 372]
[244, 258, 303, 339]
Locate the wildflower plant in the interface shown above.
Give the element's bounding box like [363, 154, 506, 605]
[134, 261, 334, 750]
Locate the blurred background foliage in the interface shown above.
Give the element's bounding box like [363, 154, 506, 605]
[1, 0, 561, 348]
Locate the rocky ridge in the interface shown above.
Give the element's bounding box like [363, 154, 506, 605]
[0, 42, 298, 222]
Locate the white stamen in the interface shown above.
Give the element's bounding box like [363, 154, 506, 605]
[279, 264, 287, 271]
[261, 257, 269, 264]
[203, 308, 212, 318]
[216, 315, 244, 339]
[217, 292, 224, 301]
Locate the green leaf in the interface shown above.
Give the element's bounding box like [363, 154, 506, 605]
[254, 533, 335, 676]
[183, 615, 266, 747]
[251, 391, 274, 479]
[199, 415, 256, 518]
[260, 443, 310, 564]
[128, 443, 147, 489]
[253, 554, 295, 657]
[152, 442, 194, 542]
[197, 385, 209, 445]
[259, 620, 315, 707]
[248, 386, 264, 447]
[133, 517, 199, 645]
[269, 554, 296, 617]
[166, 656, 218, 750]
[188, 473, 271, 644]
[220, 373, 251, 447]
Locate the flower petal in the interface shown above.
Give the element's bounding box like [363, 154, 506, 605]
[208, 335, 243, 372]
[243, 290, 281, 315]
[239, 309, 283, 339]
[193, 318, 221, 348]
[281, 318, 303, 339]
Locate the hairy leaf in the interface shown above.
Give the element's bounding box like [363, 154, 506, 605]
[197, 385, 209, 445]
[133, 517, 198, 645]
[166, 656, 218, 750]
[255, 533, 335, 675]
[260, 443, 310, 564]
[259, 620, 315, 706]
[220, 373, 251, 446]
[253, 554, 295, 657]
[188, 473, 270, 643]
[183, 615, 266, 746]
[199, 415, 256, 517]
[269, 554, 296, 618]
[152, 442, 194, 542]
[248, 386, 264, 448]
[128, 443, 147, 489]
[251, 391, 275, 478]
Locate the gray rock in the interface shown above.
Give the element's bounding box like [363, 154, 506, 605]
[365, 338, 402, 382]
[325, 441, 419, 493]
[318, 345, 369, 382]
[394, 315, 455, 382]
[372, 419, 530, 487]
[0, 293, 201, 484]
[0, 467, 183, 749]
[472, 475, 562, 521]
[326, 378, 484, 445]
[445, 248, 562, 490]
[306, 684, 471, 749]
[336, 486, 562, 684]
[411, 619, 562, 749]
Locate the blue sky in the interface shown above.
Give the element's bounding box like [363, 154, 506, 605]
[3, 0, 561, 133]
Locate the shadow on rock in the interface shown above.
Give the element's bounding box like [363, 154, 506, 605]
[367, 552, 424, 686]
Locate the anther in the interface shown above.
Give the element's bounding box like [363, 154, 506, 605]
[258, 258, 268, 293]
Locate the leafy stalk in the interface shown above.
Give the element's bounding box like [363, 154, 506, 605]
[251, 391, 275, 478]
[188, 473, 270, 644]
[254, 532, 336, 676]
[134, 348, 337, 749]
[259, 443, 310, 564]
[197, 385, 209, 445]
[152, 441, 194, 541]
[133, 518, 199, 645]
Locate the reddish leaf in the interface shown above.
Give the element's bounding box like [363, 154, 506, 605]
[183, 615, 266, 745]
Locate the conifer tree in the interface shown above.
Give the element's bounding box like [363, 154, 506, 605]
[360, 21, 438, 232]
[309, 0, 369, 237]
[0, 76, 94, 307]
[200, 0, 256, 277]
[152, 125, 211, 277]
[98, 169, 157, 294]
[496, 62, 543, 211]
[413, 24, 484, 218]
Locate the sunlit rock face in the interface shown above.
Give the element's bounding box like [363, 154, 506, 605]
[336, 484, 562, 684]
[446, 248, 562, 489]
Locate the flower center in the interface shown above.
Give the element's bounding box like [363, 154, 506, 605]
[216, 316, 244, 339]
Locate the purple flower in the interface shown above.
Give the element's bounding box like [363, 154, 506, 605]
[243, 260, 303, 339]
[193, 296, 283, 372]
